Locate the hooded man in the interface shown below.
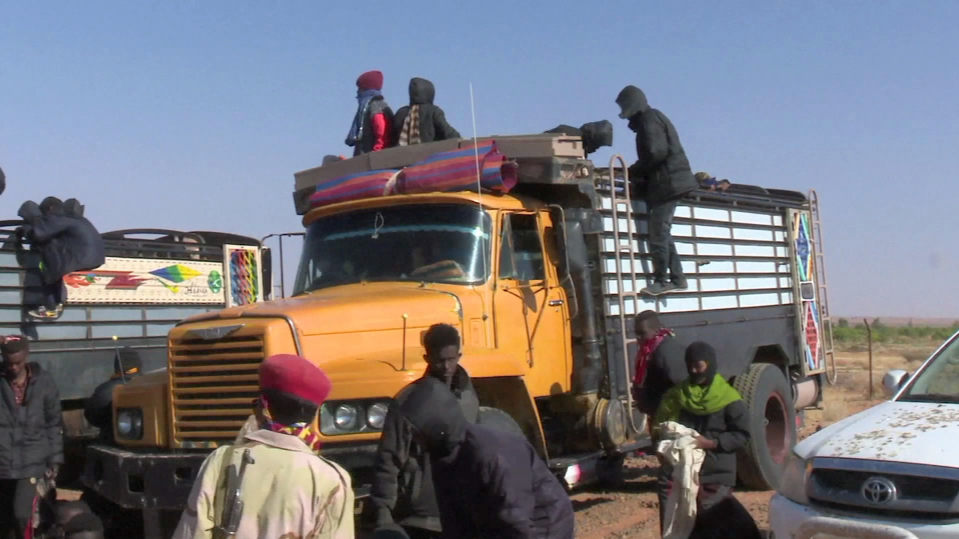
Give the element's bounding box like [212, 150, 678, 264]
[616, 85, 699, 296]
[17, 196, 105, 318]
[399, 378, 574, 539]
[371, 324, 479, 539]
[172, 354, 354, 539]
[346, 70, 394, 156]
[654, 342, 761, 539]
[0, 335, 64, 539]
[83, 347, 143, 441]
[392, 78, 461, 147]
[632, 311, 686, 424]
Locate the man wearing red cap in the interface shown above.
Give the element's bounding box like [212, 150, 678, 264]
[345, 70, 394, 156]
[173, 354, 354, 539]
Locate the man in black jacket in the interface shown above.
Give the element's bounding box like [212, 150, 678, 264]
[393, 78, 461, 147]
[631, 311, 687, 423]
[616, 85, 699, 296]
[0, 335, 64, 539]
[84, 347, 143, 442]
[371, 324, 479, 539]
[17, 197, 105, 319]
[399, 378, 574, 539]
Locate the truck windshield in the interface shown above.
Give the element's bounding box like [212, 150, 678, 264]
[294, 204, 492, 294]
[899, 332, 959, 403]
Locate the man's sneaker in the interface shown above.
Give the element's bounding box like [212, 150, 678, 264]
[27, 306, 62, 320]
[641, 282, 675, 296]
[670, 279, 689, 292]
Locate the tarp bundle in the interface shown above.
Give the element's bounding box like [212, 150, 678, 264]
[309, 141, 517, 210]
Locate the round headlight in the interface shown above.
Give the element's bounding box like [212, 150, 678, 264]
[117, 411, 134, 435]
[334, 404, 358, 429]
[367, 402, 389, 429]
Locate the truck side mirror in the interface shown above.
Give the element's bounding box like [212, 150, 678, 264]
[882, 369, 910, 398]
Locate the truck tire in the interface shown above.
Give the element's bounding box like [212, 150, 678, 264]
[477, 406, 525, 438]
[732, 363, 796, 491]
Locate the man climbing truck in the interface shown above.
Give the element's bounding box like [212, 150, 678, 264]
[84, 135, 835, 537]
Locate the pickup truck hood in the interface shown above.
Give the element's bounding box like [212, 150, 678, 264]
[198, 284, 462, 335]
[796, 401, 959, 467]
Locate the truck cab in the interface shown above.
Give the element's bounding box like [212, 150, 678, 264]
[87, 134, 835, 536]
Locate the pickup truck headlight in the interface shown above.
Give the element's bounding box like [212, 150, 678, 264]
[116, 408, 144, 440]
[777, 451, 811, 505]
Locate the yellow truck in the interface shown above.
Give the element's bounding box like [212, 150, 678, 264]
[83, 135, 834, 537]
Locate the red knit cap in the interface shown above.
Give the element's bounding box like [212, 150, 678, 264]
[356, 70, 384, 91]
[259, 354, 332, 406]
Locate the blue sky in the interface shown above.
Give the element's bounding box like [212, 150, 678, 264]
[2, 2, 957, 317]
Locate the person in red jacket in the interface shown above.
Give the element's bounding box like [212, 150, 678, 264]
[346, 70, 394, 156]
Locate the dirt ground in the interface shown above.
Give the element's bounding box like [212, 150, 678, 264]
[58, 345, 934, 538]
[569, 345, 932, 539]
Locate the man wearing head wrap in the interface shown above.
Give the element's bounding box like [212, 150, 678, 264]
[654, 342, 762, 539]
[392, 78, 461, 147]
[346, 70, 394, 156]
[399, 378, 574, 539]
[172, 354, 354, 539]
[632, 311, 686, 424]
[615, 85, 699, 296]
[0, 335, 64, 539]
[84, 347, 143, 441]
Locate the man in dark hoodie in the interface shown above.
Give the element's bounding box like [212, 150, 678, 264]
[371, 324, 479, 539]
[616, 85, 699, 296]
[0, 335, 63, 539]
[346, 70, 395, 156]
[17, 197, 105, 319]
[84, 347, 143, 442]
[399, 377, 574, 539]
[392, 78, 461, 147]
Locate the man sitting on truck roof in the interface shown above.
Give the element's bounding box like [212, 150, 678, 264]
[346, 70, 394, 156]
[371, 323, 480, 539]
[393, 77, 461, 147]
[172, 354, 353, 539]
[616, 85, 699, 296]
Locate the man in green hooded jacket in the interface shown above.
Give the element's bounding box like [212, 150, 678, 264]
[654, 341, 762, 539]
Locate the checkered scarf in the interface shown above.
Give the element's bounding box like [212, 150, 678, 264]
[398, 105, 421, 146]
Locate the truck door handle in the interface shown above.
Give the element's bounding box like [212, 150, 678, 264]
[549, 299, 564, 307]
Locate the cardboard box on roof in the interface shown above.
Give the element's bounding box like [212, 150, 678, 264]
[293, 134, 584, 192]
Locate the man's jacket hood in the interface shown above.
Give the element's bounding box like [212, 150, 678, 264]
[18, 201, 42, 222]
[398, 377, 467, 456]
[408, 78, 436, 106]
[64, 198, 84, 218]
[616, 85, 649, 120]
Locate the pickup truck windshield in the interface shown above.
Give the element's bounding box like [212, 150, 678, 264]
[899, 332, 959, 402]
[294, 204, 492, 294]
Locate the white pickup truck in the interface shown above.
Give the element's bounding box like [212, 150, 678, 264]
[769, 330, 959, 539]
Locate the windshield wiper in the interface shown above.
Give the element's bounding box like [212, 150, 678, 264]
[900, 393, 959, 403]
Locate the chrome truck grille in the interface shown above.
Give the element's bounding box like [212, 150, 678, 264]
[169, 334, 264, 447]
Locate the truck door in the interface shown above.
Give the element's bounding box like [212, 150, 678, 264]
[494, 211, 571, 396]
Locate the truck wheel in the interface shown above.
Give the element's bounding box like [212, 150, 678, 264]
[733, 363, 796, 491]
[477, 406, 525, 438]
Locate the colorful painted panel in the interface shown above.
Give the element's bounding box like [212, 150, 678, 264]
[794, 212, 824, 373]
[64, 258, 225, 304]
[224, 245, 263, 307]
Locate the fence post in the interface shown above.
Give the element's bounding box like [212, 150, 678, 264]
[865, 318, 874, 399]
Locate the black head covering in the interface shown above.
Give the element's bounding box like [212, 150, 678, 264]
[685, 341, 718, 385]
[113, 346, 142, 376]
[40, 196, 64, 216]
[0, 166, 5, 196]
[616, 85, 649, 120]
[408, 77, 436, 105]
[397, 377, 467, 456]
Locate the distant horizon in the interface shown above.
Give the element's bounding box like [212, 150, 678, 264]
[834, 316, 959, 328]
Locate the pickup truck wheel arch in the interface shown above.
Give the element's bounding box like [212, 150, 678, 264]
[733, 362, 797, 491]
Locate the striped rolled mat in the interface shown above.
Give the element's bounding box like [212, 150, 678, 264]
[398, 141, 518, 195]
[309, 169, 401, 209]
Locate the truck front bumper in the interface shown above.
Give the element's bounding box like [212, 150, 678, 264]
[83, 442, 379, 511]
[83, 444, 208, 510]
